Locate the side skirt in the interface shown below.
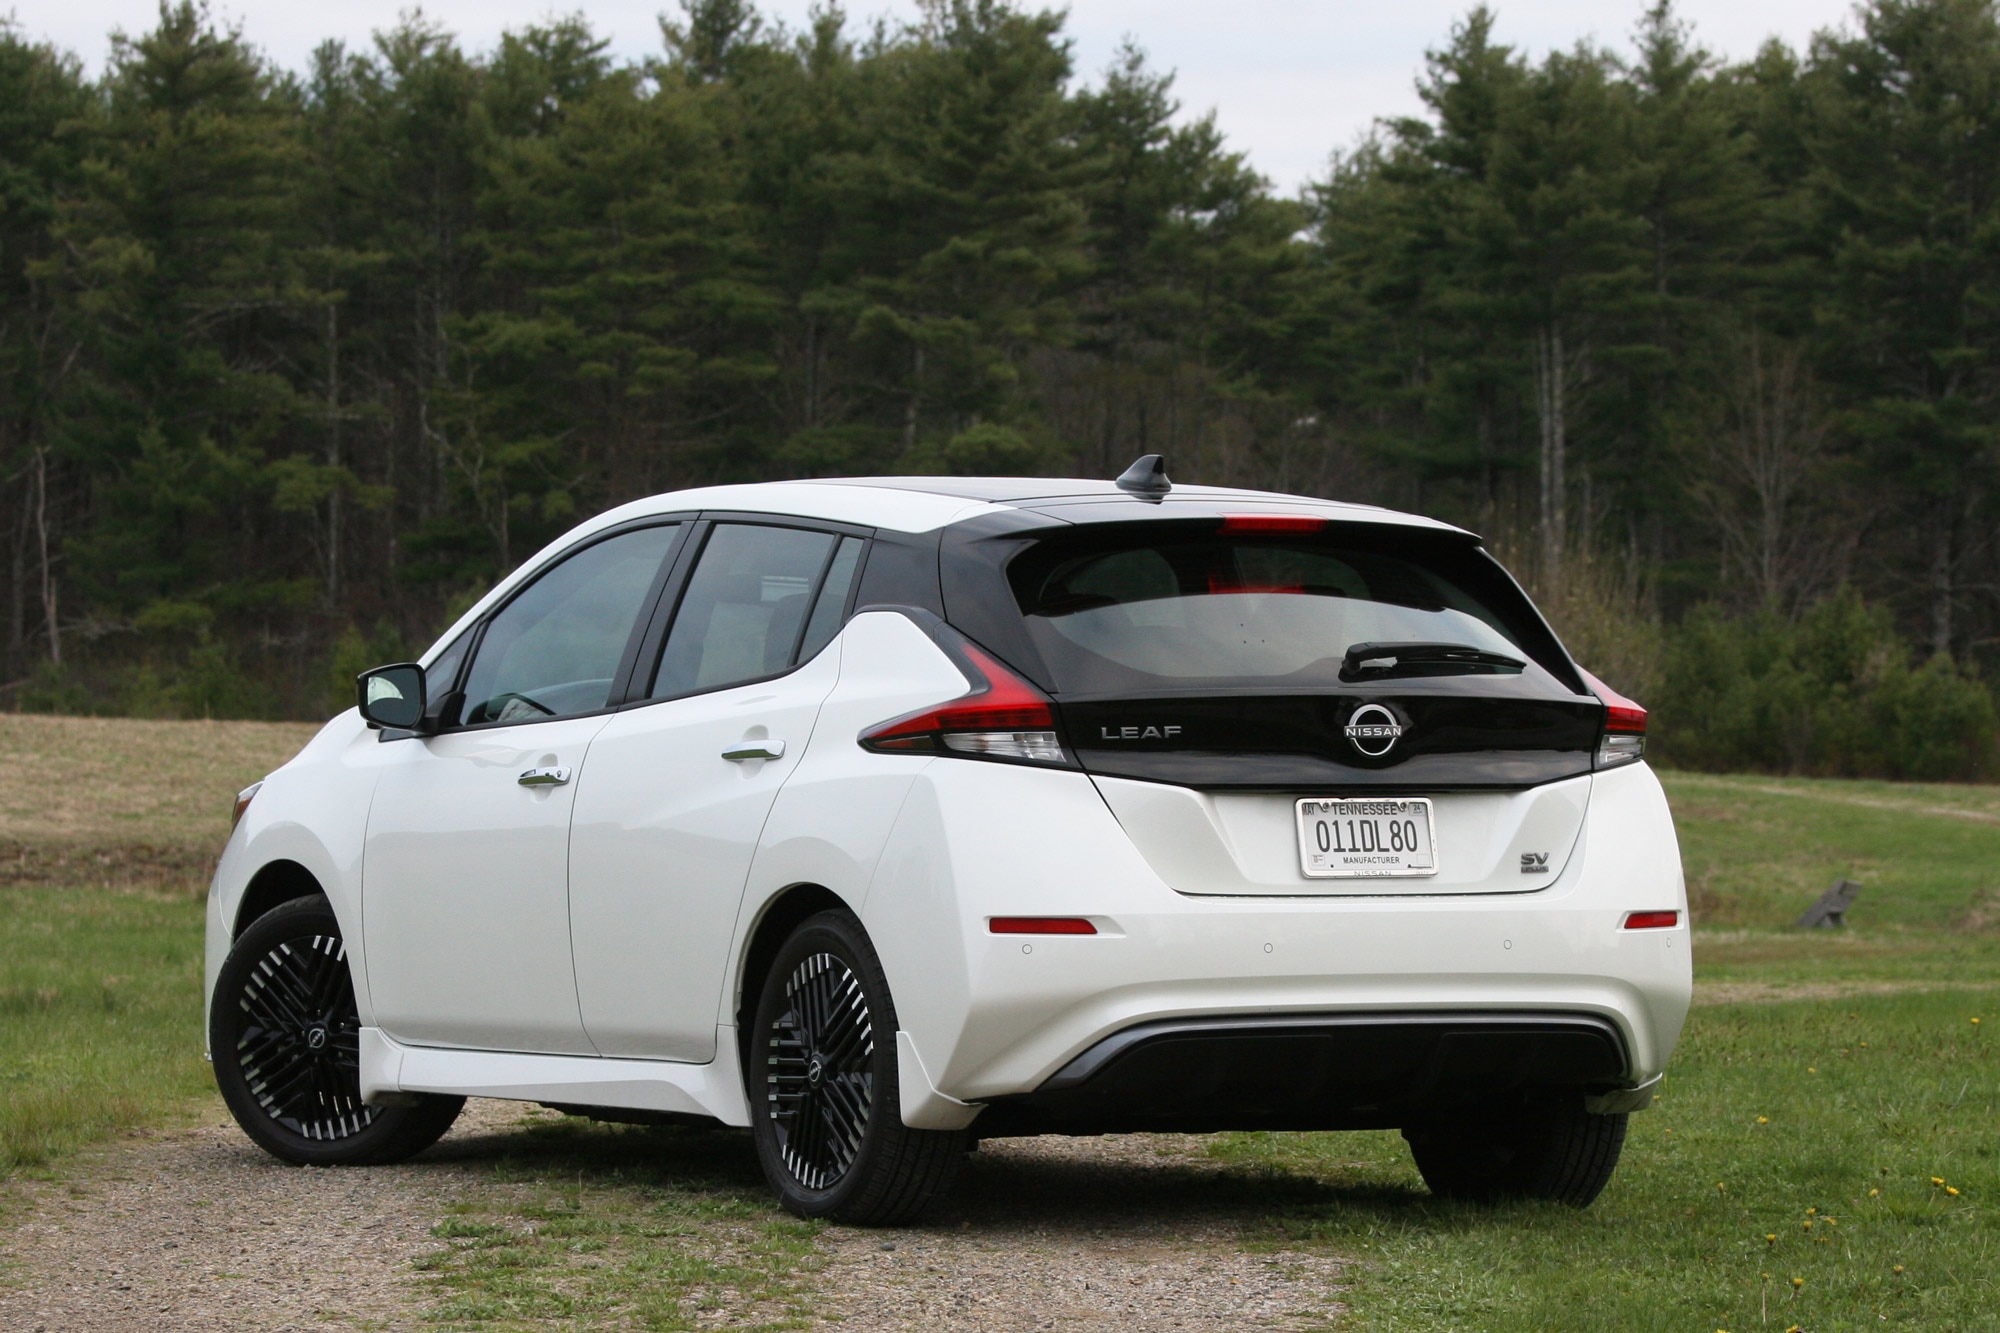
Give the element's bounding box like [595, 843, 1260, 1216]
[359, 1025, 751, 1127]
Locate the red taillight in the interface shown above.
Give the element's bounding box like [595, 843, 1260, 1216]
[989, 917, 1097, 935]
[1580, 666, 1647, 769]
[1623, 910, 1679, 930]
[1580, 667, 1647, 733]
[859, 642, 1067, 764]
[1218, 514, 1329, 535]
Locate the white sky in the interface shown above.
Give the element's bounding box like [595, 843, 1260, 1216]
[15, 0, 1861, 191]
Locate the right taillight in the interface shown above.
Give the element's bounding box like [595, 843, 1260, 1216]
[859, 640, 1069, 766]
[1580, 667, 1647, 769]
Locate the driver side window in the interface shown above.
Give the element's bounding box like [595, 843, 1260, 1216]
[459, 524, 679, 726]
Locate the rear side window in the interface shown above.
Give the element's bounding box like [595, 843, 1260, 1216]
[1009, 529, 1534, 694]
[649, 526, 859, 698]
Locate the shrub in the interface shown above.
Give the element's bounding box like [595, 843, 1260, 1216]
[1653, 588, 1997, 780]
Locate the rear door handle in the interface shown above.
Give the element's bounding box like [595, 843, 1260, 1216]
[721, 741, 785, 763]
[518, 765, 571, 787]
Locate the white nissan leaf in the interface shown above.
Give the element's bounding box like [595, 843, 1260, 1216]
[205, 459, 1689, 1223]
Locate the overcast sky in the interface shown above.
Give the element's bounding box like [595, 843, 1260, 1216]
[19, 1, 1861, 191]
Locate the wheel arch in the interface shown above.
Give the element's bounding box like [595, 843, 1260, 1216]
[733, 882, 851, 1070]
[234, 859, 328, 939]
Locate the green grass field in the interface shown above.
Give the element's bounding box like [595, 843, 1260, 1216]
[2, 714, 1995, 1330]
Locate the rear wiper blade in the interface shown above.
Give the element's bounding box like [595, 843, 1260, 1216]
[1340, 641, 1526, 682]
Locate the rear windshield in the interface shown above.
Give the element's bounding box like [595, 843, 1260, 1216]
[1007, 528, 1539, 694]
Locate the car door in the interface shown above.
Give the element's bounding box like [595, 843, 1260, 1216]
[568, 521, 866, 1061]
[362, 521, 684, 1055]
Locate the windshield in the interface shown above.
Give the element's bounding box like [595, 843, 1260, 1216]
[1010, 532, 1530, 694]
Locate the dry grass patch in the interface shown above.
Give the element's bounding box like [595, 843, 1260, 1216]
[0, 713, 316, 889]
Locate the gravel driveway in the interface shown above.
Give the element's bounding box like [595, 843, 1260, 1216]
[0, 1102, 1347, 1331]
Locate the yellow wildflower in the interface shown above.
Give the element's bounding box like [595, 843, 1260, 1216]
[1932, 1177, 1946, 1186]
[1947, 1186, 1960, 1196]
[1791, 1276, 1804, 1289]
[1757, 1116, 1769, 1125]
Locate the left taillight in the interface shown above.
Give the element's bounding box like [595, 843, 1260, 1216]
[232, 781, 263, 829]
[859, 640, 1069, 766]
[1580, 668, 1647, 769]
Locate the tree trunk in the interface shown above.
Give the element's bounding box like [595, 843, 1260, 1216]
[9, 471, 29, 669]
[33, 448, 58, 667]
[325, 300, 342, 608]
[1931, 519, 1952, 659]
[902, 344, 924, 455]
[1534, 323, 1568, 585]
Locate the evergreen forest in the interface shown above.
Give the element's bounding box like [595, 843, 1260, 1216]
[4, 0, 2000, 777]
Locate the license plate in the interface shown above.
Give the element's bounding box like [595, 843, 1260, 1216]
[1296, 797, 1438, 878]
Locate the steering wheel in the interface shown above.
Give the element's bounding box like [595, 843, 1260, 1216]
[481, 692, 556, 723]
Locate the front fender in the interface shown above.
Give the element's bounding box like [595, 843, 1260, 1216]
[204, 711, 387, 1037]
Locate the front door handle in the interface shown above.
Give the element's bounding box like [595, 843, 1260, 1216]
[721, 740, 785, 763]
[518, 765, 572, 787]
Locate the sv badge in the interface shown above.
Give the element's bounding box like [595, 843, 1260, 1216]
[1520, 852, 1551, 874]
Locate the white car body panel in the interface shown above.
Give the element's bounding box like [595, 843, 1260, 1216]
[359, 1025, 749, 1125]
[362, 715, 610, 1054]
[1093, 773, 1591, 895]
[205, 710, 383, 1037]
[568, 641, 843, 1061]
[205, 478, 1691, 1144]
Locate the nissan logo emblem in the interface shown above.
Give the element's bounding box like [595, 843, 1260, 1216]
[1344, 703, 1403, 757]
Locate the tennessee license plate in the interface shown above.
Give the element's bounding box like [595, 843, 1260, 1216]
[1296, 797, 1439, 878]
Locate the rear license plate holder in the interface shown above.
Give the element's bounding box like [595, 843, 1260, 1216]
[1296, 797, 1438, 878]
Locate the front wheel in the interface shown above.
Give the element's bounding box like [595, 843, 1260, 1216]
[747, 909, 965, 1224]
[210, 894, 463, 1166]
[1403, 1098, 1627, 1206]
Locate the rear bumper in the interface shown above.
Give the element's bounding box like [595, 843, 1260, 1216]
[975, 1010, 1629, 1135]
[859, 758, 1690, 1128]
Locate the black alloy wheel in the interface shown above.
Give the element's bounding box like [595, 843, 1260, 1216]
[748, 909, 966, 1223]
[766, 950, 876, 1188]
[211, 895, 463, 1166]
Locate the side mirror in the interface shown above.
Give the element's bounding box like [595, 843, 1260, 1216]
[357, 662, 427, 730]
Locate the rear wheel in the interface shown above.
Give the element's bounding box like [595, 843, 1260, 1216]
[1403, 1098, 1627, 1206]
[211, 894, 463, 1166]
[747, 909, 965, 1224]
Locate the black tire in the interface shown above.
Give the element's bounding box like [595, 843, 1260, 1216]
[747, 909, 965, 1224]
[211, 894, 464, 1166]
[1403, 1098, 1627, 1207]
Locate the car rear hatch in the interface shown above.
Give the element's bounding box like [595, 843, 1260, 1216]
[941, 506, 1605, 895]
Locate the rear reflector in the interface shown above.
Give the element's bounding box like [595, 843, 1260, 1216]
[1218, 514, 1329, 535]
[1623, 910, 1680, 930]
[989, 917, 1097, 935]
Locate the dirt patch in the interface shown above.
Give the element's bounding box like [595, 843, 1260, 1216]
[3, 1107, 1348, 1332]
[0, 1100, 533, 1332]
[813, 1134, 1347, 1331]
[1693, 978, 2000, 1006]
[1959, 889, 2000, 932]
